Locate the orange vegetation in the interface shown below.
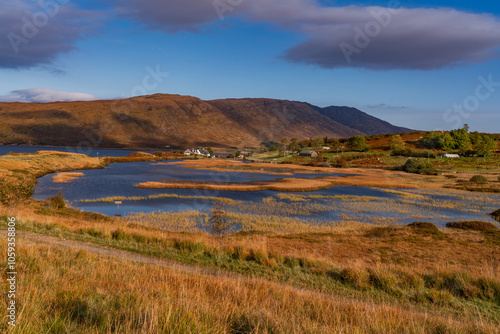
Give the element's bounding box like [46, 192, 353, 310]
[52, 172, 85, 183]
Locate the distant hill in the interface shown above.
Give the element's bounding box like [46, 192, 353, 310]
[313, 105, 413, 135]
[0, 94, 413, 149]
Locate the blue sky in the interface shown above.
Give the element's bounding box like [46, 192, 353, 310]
[1, 0, 499, 132]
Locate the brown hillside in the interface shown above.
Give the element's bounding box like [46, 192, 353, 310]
[207, 98, 363, 143]
[0, 94, 409, 148]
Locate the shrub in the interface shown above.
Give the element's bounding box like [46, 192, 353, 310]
[490, 209, 500, 222]
[445, 221, 498, 232]
[284, 256, 300, 268]
[0, 177, 35, 208]
[270, 252, 284, 264]
[393, 147, 438, 158]
[369, 269, 398, 294]
[331, 157, 347, 168]
[402, 159, 437, 175]
[132, 234, 148, 244]
[208, 203, 234, 237]
[250, 249, 268, 265]
[233, 246, 250, 261]
[348, 135, 370, 152]
[46, 192, 66, 209]
[340, 268, 369, 289]
[469, 175, 488, 184]
[78, 228, 104, 238]
[407, 222, 441, 235]
[364, 226, 398, 238]
[111, 229, 128, 241]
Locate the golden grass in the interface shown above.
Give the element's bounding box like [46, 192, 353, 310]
[156, 159, 325, 173]
[140, 162, 446, 191]
[136, 177, 340, 192]
[52, 172, 85, 184]
[0, 151, 103, 184]
[382, 189, 426, 200]
[2, 203, 500, 332]
[80, 193, 237, 205]
[3, 238, 498, 333]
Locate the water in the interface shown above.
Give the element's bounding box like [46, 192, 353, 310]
[0, 145, 162, 157]
[33, 160, 500, 226]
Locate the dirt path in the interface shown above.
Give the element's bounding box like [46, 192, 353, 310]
[12, 230, 355, 302]
[16, 231, 222, 277]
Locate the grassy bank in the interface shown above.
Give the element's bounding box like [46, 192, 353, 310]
[1, 151, 499, 332]
[4, 236, 498, 333]
[1, 205, 499, 332]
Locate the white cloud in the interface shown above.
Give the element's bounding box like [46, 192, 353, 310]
[0, 88, 99, 103]
[118, 0, 500, 70]
[0, 1, 104, 69]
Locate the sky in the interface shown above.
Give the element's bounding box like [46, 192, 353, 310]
[0, 0, 499, 132]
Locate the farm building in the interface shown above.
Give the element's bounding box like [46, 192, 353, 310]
[444, 154, 460, 158]
[299, 150, 318, 158]
[184, 148, 210, 156]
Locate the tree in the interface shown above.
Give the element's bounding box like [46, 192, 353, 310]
[390, 134, 405, 153]
[437, 133, 455, 151]
[474, 134, 497, 156]
[328, 138, 340, 147]
[207, 147, 214, 156]
[311, 136, 324, 149]
[280, 138, 289, 157]
[289, 138, 299, 151]
[348, 135, 369, 152]
[207, 203, 234, 237]
[450, 128, 471, 151]
[422, 131, 441, 149]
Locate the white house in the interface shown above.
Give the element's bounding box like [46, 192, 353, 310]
[184, 148, 210, 156]
[444, 154, 460, 158]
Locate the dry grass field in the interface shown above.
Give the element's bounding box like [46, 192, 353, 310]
[0, 151, 499, 333]
[1, 202, 500, 333]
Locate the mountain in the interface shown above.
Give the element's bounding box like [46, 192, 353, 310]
[0, 94, 413, 149]
[313, 105, 413, 135]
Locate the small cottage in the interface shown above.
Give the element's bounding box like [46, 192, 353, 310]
[299, 150, 318, 158]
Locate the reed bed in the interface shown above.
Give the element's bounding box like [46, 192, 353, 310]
[52, 172, 85, 184]
[231, 197, 333, 217]
[90, 188, 498, 228]
[157, 159, 327, 173]
[80, 193, 237, 205]
[123, 210, 208, 232]
[136, 177, 339, 192]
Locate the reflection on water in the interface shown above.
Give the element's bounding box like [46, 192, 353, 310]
[0, 145, 160, 157]
[33, 160, 500, 226]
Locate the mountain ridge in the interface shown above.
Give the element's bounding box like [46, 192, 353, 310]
[0, 94, 413, 148]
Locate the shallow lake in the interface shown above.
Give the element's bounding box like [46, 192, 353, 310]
[0, 145, 161, 157]
[33, 160, 500, 227]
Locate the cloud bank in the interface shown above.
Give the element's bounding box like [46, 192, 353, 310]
[0, 1, 102, 69]
[118, 0, 500, 70]
[2, 0, 500, 70]
[0, 88, 98, 103]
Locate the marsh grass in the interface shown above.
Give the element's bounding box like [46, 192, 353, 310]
[52, 172, 85, 183]
[3, 238, 499, 333]
[2, 214, 500, 332]
[2, 203, 500, 330]
[80, 193, 237, 205]
[136, 177, 339, 192]
[89, 187, 499, 228]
